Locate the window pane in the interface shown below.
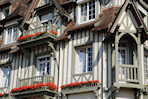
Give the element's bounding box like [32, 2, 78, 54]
[7, 28, 12, 43]
[78, 50, 86, 73]
[87, 47, 92, 72]
[80, 3, 87, 22]
[0, 67, 11, 88]
[13, 26, 17, 42]
[38, 55, 50, 76]
[47, 62, 50, 75]
[88, 0, 95, 20]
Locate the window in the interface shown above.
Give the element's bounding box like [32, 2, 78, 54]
[43, 0, 50, 4]
[118, 42, 129, 79]
[40, 13, 52, 31]
[78, 0, 96, 24]
[5, 26, 17, 44]
[76, 47, 92, 74]
[138, 3, 148, 27]
[0, 67, 11, 88]
[118, 43, 128, 64]
[1, 7, 9, 20]
[37, 55, 50, 76]
[41, 13, 52, 26]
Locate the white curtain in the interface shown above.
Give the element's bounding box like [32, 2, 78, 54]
[77, 50, 86, 73]
[0, 67, 11, 88]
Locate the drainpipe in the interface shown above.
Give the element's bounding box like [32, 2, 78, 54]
[48, 42, 60, 99]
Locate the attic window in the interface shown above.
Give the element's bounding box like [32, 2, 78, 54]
[77, 0, 96, 24]
[1, 7, 9, 20]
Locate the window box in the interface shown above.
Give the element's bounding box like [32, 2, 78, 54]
[11, 82, 57, 96]
[61, 80, 100, 94]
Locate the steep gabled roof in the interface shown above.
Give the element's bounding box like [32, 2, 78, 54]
[107, 0, 148, 43]
[56, 0, 148, 43]
[0, 0, 32, 23]
[56, 6, 120, 41]
[21, 0, 73, 29]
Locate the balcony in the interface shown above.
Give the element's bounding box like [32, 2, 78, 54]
[18, 23, 57, 48]
[11, 74, 57, 98]
[113, 64, 143, 89]
[72, 72, 93, 82]
[61, 80, 100, 95]
[0, 87, 10, 98]
[61, 72, 101, 95]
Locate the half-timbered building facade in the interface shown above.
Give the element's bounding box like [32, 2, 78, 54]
[0, 0, 148, 99]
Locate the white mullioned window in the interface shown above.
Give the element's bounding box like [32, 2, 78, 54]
[37, 55, 50, 76]
[118, 41, 129, 79]
[76, 46, 92, 74]
[5, 25, 17, 44]
[77, 0, 96, 24]
[118, 42, 128, 64]
[0, 66, 11, 88]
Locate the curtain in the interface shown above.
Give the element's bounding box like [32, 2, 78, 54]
[99, 0, 111, 6]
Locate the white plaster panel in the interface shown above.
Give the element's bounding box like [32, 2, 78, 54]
[116, 88, 135, 99]
[68, 92, 95, 99]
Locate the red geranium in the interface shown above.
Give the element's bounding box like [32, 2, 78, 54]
[49, 30, 58, 35]
[60, 80, 100, 89]
[0, 93, 2, 97]
[11, 82, 58, 93]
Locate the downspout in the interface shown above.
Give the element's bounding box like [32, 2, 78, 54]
[48, 41, 60, 99]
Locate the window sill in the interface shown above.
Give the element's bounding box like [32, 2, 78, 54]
[3, 41, 16, 46]
[77, 19, 96, 26]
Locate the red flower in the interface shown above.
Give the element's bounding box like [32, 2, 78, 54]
[49, 30, 58, 35]
[0, 93, 2, 97]
[60, 80, 100, 89]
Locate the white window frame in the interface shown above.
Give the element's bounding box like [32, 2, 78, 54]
[0, 66, 11, 88]
[5, 25, 17, 44]
[138, 4, 148, 27]
[36, 55, 51, 76]
[77, 0, 97, 24]
[75, 46, 93, 74]
[118, 41, 129, 64]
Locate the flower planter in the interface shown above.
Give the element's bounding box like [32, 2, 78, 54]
[11, 82, 58, 96]
[18, 31, 57, 44]
[61, 80, 101, 94]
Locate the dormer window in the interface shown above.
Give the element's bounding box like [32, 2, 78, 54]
[1, 7, 9, 20]
[43, 0, 50, 5]
[77, 0, 96, 24]
[138, 4, 147, 27]
[5, 25, 17, 44]
[41, 13, 52, 26]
